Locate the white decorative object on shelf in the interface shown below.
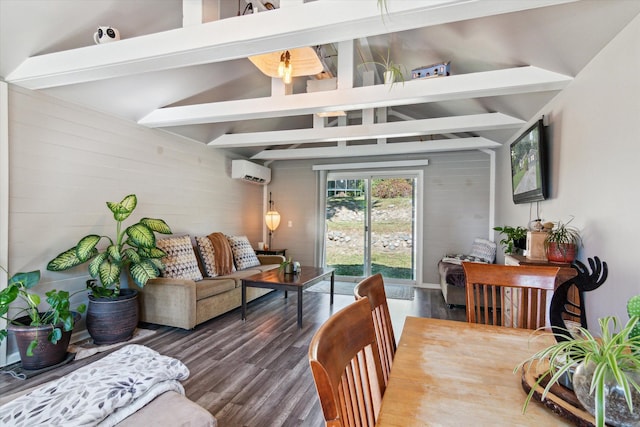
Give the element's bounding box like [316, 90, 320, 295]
[93, 26, 120, 44]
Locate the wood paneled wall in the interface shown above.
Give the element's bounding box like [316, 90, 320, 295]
[5, 85, 262, 362]
[269, 152, 491, 286]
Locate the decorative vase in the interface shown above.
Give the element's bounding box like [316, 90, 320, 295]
[573, 361, 640, 426]
[8, 312, 79, 370]
[546, 242, 577, 263]
[86, 288, 139, 345]
[284, 263, 295, 274]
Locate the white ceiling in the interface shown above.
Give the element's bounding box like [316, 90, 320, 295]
[2, 0, 639, 161]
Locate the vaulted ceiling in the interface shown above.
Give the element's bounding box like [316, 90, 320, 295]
[2, 0, 639, 161]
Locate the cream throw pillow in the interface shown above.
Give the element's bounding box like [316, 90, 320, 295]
[157, 235, 203, 281]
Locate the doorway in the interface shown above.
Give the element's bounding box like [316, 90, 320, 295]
[324, 173, 418, 284]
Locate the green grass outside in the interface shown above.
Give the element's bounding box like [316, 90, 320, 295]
[328, 221, 412, 233]
[327, 263, 413, 279]
[326, 195, 414, 279]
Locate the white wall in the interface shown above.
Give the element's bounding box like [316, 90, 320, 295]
[495, 15, 640, 329]
[6, 85, 262, 362]
[269, 151, 491, 286]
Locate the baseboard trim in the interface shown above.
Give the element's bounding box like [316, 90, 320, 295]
[415, 282, 440, 290]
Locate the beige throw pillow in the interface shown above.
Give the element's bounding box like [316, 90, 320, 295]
[157, 235, 203, 281]
[195, 236, 218, 277]
[227, 235, 261, 270]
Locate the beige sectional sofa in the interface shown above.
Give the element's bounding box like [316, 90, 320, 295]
[133, 234, 284, 330]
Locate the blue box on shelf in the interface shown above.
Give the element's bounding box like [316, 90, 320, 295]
[411, 61, 451, 79]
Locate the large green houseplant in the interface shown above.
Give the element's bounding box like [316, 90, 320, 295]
[47, 194, 172, 344]
[519, 315, 640, 427]
[545, 217, 582, 262]
[47, 194, 172, 297]
[0, 267, 86, 369]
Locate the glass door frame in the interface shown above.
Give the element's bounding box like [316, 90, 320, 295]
[324, 169, 423, 286]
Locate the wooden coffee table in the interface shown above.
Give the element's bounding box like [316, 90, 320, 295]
[241, 266, 335, 328]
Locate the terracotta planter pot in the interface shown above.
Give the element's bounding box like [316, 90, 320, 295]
[8, 312, 79, 370]
[87, 288, 139, 345]
[546, 242, 577, 263]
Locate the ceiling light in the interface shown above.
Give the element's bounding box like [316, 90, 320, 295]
[280, 51, 293, 84]
[249, 47, 324, 84]
[316, 111, 346, 117]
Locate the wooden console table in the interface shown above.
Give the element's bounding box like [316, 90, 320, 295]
[505, 254, 577, 284]
[255, 248, 287, 257]
[505, 254, 581, 325]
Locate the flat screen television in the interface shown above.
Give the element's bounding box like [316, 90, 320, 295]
[510, 119, 548, 204]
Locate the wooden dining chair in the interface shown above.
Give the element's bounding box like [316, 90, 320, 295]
[308, 298, 386, 427]
[354, 273, 396, 386]
[462, 262, 560, 329]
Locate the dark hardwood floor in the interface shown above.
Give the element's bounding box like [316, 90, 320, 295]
[0, 286, 465, 426]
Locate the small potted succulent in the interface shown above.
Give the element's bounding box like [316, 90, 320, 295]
[279, 258, 300, 275]
[545, 217, 582, 262]
[0, 267, 86, 369]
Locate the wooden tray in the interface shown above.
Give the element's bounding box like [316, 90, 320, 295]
[521, 360, 598, 427]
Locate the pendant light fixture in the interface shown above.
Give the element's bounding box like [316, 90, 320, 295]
[249, 47, 324, 85]
[278, 50, 293, 84]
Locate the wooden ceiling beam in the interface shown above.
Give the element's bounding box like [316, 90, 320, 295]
[250, 137, 501, 160]
[207, 113, 523, 148]
[142, 66, 571, 127]
[6, 0, 576, 90]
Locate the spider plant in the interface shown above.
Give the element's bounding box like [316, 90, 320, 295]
[359, 48, 406, 89]
[544, 217, 582, 262]
[517, 316, 640, 427]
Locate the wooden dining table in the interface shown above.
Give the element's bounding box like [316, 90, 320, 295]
[376, 317, 574, 426]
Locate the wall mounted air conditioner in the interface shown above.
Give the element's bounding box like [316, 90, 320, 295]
[231, 160, 271, 184]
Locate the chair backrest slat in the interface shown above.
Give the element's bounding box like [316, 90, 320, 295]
[309, 298, 386, 427]
[462, 263, 560, 330]
[354, 273, 396, 386]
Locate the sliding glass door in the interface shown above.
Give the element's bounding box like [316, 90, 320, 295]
[324, 173, 417, 283]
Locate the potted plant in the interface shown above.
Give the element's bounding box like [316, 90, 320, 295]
[359, 48, 406, 88]
[47, 194, 171, 345]
[493, 225, 528, 255]
[519, 315, 640, 427]
[545, 217, 582, 262]
[0, 267, 86, 369]
[279, 258, 301, 275]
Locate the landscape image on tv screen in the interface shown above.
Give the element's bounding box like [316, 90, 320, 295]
[511, 127, 542, 196]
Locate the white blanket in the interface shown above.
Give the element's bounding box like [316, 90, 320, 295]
[0, 344, 190, 427]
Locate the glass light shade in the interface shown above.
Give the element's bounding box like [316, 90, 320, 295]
[283, 65, 293, 84]
[265, 210, 281, 231]
[248, 47, 323, 78]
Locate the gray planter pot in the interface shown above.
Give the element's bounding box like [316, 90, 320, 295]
[87, 288, 139, 345]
